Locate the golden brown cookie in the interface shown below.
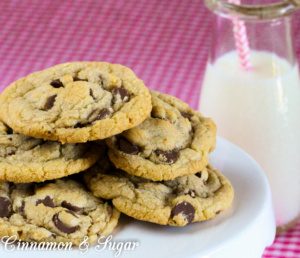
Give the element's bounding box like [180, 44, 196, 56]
[83, 156, 234, 227]
[0, 178, 120, 245]
[0, 121, 100, 183]
[0, 62, 151, 143]
[106, 91, 216, 181]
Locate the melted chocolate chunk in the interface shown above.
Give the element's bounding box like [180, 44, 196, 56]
[155, 150, 179, 164]
[74, 123, 84, 128]
[171, 201, 195, 224]
[181, 112, 193, 120]
[216, 210, 221, 215]
[119, 138, 140, 155]
[44, 95, 57, 110]
[36, 196, 55, 208]
[90, 88, 95, 100]
[50, 79, 63, 88]
[53, 212, 79, 234]
[112, 87, 129, 101]
[7, 150, 15, 156]
[73, 77, 88, 82]
[91, 109, 110, 122]
[0, 197, 12, 218]
[8, 137, 12, 141]
[61, 201, 82, 212]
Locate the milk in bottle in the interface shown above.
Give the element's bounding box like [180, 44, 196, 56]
[200, 50, 300, 227]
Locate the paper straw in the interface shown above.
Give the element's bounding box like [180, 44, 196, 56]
[228, 0, 252, 70]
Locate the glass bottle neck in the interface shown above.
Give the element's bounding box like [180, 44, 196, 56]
[209, 13, 297, 69]
[205, 0, 300, 20]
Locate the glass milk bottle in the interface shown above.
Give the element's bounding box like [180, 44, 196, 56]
[199, 0, 300, 232]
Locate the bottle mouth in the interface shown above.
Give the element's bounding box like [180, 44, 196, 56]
[205, 0, 300, 20]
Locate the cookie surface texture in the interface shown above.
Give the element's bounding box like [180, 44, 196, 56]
[0, 62, 151, 143]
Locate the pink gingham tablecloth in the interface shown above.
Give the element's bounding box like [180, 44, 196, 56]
[0, 1, 299, 257]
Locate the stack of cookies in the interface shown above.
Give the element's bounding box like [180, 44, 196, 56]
[0, 62, 234, 245]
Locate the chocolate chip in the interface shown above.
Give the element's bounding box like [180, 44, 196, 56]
[52, 234, 57, 239]
[50, 79, 63, 88]
[8, 137, 12, 141]
[36, 196, 55, 208]
[74, 123, 84, 128]
[90, 89, 95, 100]
[119, 138, 140, 155]
[19, 201, 25, 213]
[61, 201, 82, 212]
[91, 108, 110, 122]
[8, 150, 15, 156]
[112, 87, 129, 101]
[181, 112, 193, 120]
[155, 150, 179, 164]
[53, 212, 79, 234]
[216, 210, 221, 215]
[44, 95, 57, 110]
[0, 197, 12, 218]
[171, 201, 195, 224]
[195, 172, 202, 178]
[73, 77, 88, 82]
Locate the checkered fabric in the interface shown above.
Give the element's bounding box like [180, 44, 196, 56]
[264, 222, 300, 257]
[0, 1, 299, 257]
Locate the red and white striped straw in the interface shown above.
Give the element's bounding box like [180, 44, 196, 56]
[228, 0, 252, 70]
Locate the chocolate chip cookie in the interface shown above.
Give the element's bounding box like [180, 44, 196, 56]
[0, 62, 151, 143]
[106, 91, 217, 181]
[0, 178, 120, 244]
[0, 121, 100, 183]
[83, 157, 234, 226]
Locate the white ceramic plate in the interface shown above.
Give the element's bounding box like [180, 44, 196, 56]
[0, 137, 276, 258]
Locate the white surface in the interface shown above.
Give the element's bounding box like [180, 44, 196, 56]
[200, 50, 300, 226]
[0, 137, 276, 258]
